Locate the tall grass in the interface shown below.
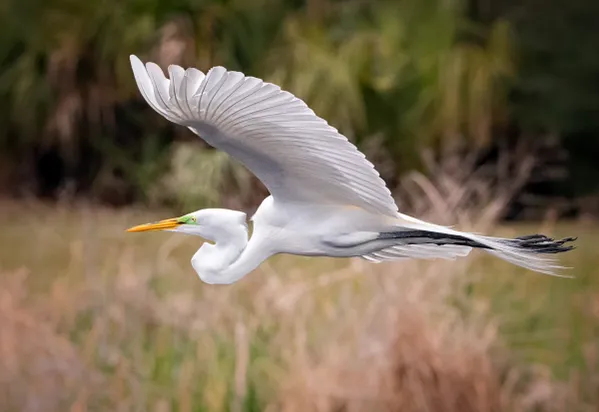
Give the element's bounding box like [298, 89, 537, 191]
[0, 198, 596, 412]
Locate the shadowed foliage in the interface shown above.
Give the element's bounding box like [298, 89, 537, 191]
[1, 0, 597, 217]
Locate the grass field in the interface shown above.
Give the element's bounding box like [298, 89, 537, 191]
[0, 200, 597, 412]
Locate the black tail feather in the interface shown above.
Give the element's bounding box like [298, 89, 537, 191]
[507, 234, 577, 254]
[377, 231, 577, 255]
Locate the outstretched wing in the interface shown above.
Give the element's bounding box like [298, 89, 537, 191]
[130, 55, 399, 218]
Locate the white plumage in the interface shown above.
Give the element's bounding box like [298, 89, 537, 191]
[126, 55, 576, 284]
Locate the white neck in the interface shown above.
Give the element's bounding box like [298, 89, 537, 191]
[189, 223, 270, 285]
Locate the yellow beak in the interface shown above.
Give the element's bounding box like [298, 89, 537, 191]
[126, 217, 181, 233]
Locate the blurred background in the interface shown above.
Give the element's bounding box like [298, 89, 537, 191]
[1, 0, 598, 411]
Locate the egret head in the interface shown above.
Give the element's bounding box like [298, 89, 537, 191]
[126, 212, 200, 235]
[126, 209, 248, 238]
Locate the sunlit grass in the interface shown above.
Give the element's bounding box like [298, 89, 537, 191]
[464, 221, 598, 377]
[0, 200, 597, 411]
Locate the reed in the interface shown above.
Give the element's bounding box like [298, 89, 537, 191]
[0, 197, 594, 412]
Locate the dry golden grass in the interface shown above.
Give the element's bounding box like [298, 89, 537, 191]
[0, 199, 596, 412]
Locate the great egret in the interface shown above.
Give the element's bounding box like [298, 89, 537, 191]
[126, 55, 576, 285]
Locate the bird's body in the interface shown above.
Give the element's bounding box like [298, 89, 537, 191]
[166, 197, 402, 284]
[126, 55, 576, 284]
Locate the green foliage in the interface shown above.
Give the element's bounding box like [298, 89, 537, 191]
[1, 0, 597, 207]
[0, 0, 517, 205]
[267, 0, 513, 171]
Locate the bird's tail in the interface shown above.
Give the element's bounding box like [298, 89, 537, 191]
[364, 216, 576, 276]
[475, 233, 576, 275]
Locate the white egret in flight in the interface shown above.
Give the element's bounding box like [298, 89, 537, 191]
[126, 55, 576, 285]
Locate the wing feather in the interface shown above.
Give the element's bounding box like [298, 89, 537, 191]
[130, 55, 399, 217]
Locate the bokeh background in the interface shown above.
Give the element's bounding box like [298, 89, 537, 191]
[1, 0, 599, 411]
